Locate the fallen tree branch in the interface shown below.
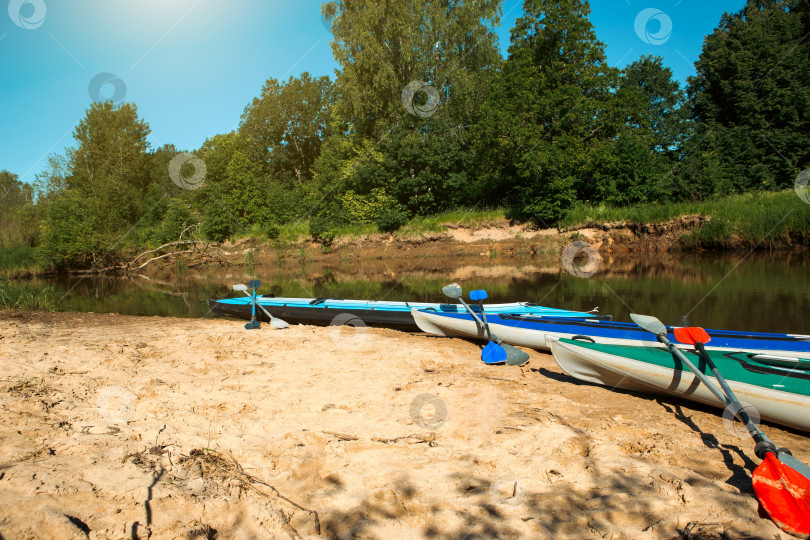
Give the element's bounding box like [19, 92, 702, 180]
[132, 249, 196, 270]
[129, 240, 206, 265]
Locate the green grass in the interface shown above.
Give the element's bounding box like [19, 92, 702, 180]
[251, 208, 508, 245]
[0, 247, 48, 276]
[276, 220, 310, 243]
[560, 190, 810, 249]
[332, 222, 378, 237]
[239, 192, 807, 250]
[398, 208, 507, 237]
[0, 277, 56, 311]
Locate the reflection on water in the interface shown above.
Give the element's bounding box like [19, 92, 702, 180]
[28, 251, 810, 334]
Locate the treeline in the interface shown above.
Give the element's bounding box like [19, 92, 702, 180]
[2, 0, 808, 270]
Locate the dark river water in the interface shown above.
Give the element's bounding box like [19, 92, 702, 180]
[28, 250, 810, 335]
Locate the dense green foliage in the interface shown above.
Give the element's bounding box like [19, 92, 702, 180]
[0, 0, 807, 271]
[0, 171, 37, 247]
[687, 0, 809, 194]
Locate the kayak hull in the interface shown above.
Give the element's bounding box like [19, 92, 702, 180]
[549, 338, 810, 432]
[209, 297, 601, 332]
[411, 310, 810, 357]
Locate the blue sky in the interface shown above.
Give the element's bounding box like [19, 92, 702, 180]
[1, 0, 746, 186]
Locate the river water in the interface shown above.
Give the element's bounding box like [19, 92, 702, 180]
[28, 250, 810, 335]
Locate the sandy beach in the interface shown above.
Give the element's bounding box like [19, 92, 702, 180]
[0, 310, 807, 539]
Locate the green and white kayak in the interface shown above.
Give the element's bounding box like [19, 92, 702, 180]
[549, 337, 810, 432]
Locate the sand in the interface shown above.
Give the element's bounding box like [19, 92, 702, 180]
[0, 310, 806, 539]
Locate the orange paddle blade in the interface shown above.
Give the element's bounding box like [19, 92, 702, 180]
[673, 327, 712, 345]
[752, 453, 810, 536]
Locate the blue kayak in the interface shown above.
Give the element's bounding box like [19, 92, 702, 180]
[412, 309, 810, 356]
[208, 296, 606, 331]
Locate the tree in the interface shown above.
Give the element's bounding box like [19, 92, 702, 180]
[327, 0, 502, 140]
[582, 56, 688, 205]
[66, 101, 152, 231]
[618, 56, 688, 160]
[38, 102, 153, 266]
[196, 132, 267, 239]
[474, 0, 618, 223]
[0, 171, 37, 247]
[687, 0, 810, 193]
[239, 73, 334, 183]
[383, 120, 473, 215]
[316, 0, 501, 227]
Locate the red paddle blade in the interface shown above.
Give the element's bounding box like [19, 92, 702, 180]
[752, 453, 810, 536]
[673, 327, 712, 345]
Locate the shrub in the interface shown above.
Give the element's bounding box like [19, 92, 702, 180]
[201, 202, 233, 243]
[341, 188, 400, 224]
[309, 214, 338, 245]
[153, 200, 196, 245]
[376, 209, 409, 233]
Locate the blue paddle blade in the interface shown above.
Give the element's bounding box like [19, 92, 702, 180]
[248, 279, 262, 290]
[244, 320, 261, 330]
[482, 341, 507, 364]
[469, 289, 488, 301]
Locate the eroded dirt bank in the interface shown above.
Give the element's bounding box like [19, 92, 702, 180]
[218, 216, 710, 271]
[1, 311, 806, 539]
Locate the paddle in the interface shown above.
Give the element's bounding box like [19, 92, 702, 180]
[442, 283, 505, 364]
[233, 281, 289, 330]
[673, 327, 763, 433]
[470, 289, 530, 367]
[468, 289, 507, 364]
[674, 327, 810, 482]
[441, 283, 529, 366]
[632, 314, 810, 536]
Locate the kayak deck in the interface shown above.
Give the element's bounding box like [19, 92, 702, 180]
[412, 309, 810, 356]
[549, 338, 810, 432]
[209, 296, 602, 331]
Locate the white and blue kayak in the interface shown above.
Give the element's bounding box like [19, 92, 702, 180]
[412, 309, 810, 357]
[208, 295, 605, 331]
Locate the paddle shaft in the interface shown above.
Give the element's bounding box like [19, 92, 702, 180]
[457, 297, 487, 331]
[654, 334, 733, 407]
[476, 299, 495, 342]
[240, 290, 282, 325]
[693, 342, 773, 446]
[662, 334, 778, 454]
[450, 292, 528, 366]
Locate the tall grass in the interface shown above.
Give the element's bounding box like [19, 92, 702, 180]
[560, 190, 810, 249]
[276, 220, 311, 243]
[0, 277, 56, 311]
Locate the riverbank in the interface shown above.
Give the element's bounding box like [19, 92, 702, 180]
[0, 311, 806, 539]
[3, 189, 808, 280]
